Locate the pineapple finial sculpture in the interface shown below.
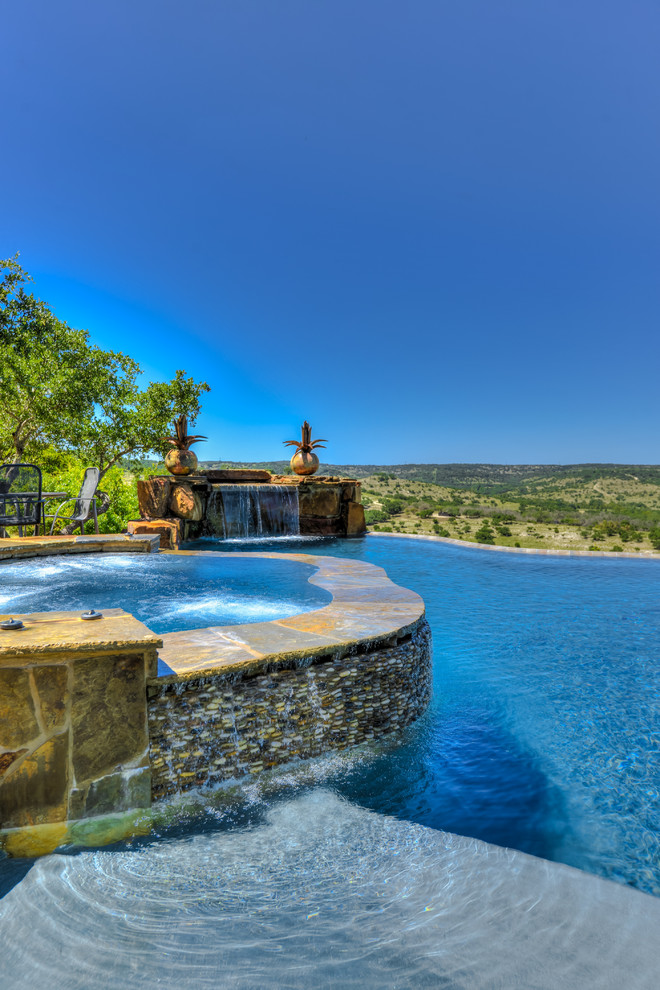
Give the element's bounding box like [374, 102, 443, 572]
[162, 414, 207, 476]
[284, 420, 326, 476]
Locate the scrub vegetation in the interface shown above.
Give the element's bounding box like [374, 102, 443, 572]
[358, 468, 660, 553]
[203, 460, 660, 555]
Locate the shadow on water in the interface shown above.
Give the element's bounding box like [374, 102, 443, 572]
[322, 709, 568, 862]
[0, 856, 34, 899]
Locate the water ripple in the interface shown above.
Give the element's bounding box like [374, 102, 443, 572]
[2, 793, 660, 989]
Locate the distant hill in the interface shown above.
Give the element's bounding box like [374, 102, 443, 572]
[200, 462, 660, 493]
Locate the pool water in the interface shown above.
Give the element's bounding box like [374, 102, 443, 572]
[0, 553, 331, 633]
[185, 534, 660, 894]
[2, 790, 659, 990]
[2, 536, 660, 988]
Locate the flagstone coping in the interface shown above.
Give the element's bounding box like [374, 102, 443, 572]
[155, 550, 426, 683]
[0, 533, 160, 560]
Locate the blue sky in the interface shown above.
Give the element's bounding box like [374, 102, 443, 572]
[3, 1, 659, 464]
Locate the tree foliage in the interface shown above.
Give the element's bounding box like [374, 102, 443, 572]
[0, 257, 209, 478]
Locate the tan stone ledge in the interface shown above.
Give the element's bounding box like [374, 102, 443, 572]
[0, 534, 159, 561]
[367, 531, 660, 560]
[156, 551, 425, 683]
[0, 809, 152, 858]
[0, 609, 162, 664]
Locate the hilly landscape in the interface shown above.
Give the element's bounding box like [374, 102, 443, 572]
[201, 462, 660, 553]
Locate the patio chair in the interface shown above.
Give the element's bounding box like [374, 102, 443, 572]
[0, 463, 43, 537]
[46, 467, 101, 535]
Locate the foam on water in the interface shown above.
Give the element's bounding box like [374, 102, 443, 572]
[1, 791, 659, 989]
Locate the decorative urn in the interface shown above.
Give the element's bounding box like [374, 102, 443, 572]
[162, 415, 207, 476]
[284, 421, 326, 476]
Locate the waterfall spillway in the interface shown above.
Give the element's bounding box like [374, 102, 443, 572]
[206, 485, 300, 539]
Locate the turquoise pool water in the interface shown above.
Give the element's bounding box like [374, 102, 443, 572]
[184, 534, 660, 895]
[0, 553, 330, 633]
[2, 536, 660, 988]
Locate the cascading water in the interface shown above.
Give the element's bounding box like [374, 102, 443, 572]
[206, 485, 300, 539]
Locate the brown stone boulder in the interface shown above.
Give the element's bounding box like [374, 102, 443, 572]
[298, 485, 341, 518]
[169, 485, 204, 521]
[345, 502, 366, 535]
[298, 516, 345, 536]
[127, 518, 182, 550]
[137, 478, 171, 519]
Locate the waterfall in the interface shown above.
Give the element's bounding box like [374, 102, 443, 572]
[206, 485, 300, 539]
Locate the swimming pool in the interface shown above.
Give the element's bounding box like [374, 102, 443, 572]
[2, 535, 660, 987]
[184, 533, 660, 895]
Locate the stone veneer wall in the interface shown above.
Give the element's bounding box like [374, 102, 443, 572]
[0, 608, 161, 854]
[148, 619, 431, 798]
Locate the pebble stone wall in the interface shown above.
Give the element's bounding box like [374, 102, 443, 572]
[148, 619, 432, 798]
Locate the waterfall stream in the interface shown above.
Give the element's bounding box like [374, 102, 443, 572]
[206, 485, 300, 539]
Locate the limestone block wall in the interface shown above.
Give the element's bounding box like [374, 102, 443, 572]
[291, 476, 365, 536]
[147, 619, 431, 799]
[0, 610, 161, 845]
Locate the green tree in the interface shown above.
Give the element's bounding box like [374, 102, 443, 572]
[0, 257, 209, 478]
[474, 521, 496, 545]
[78, 366, 209, 480]
[0, 256, 101, 462]
[648, 527, 660, 550]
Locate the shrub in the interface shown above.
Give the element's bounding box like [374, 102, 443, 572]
[365, 509, 389, 524]
[617, 522, 642, 542]
[611, 545, 623, 552]
[649, 527, 660, 550]
[474, 523, 496, 545]
[382, 498, 405, 515]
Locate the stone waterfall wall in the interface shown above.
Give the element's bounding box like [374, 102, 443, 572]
[128, 475, 366, 548]
[147, 619, 432, 799]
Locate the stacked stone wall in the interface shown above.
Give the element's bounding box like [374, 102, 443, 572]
[147, 619, 432, 798]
